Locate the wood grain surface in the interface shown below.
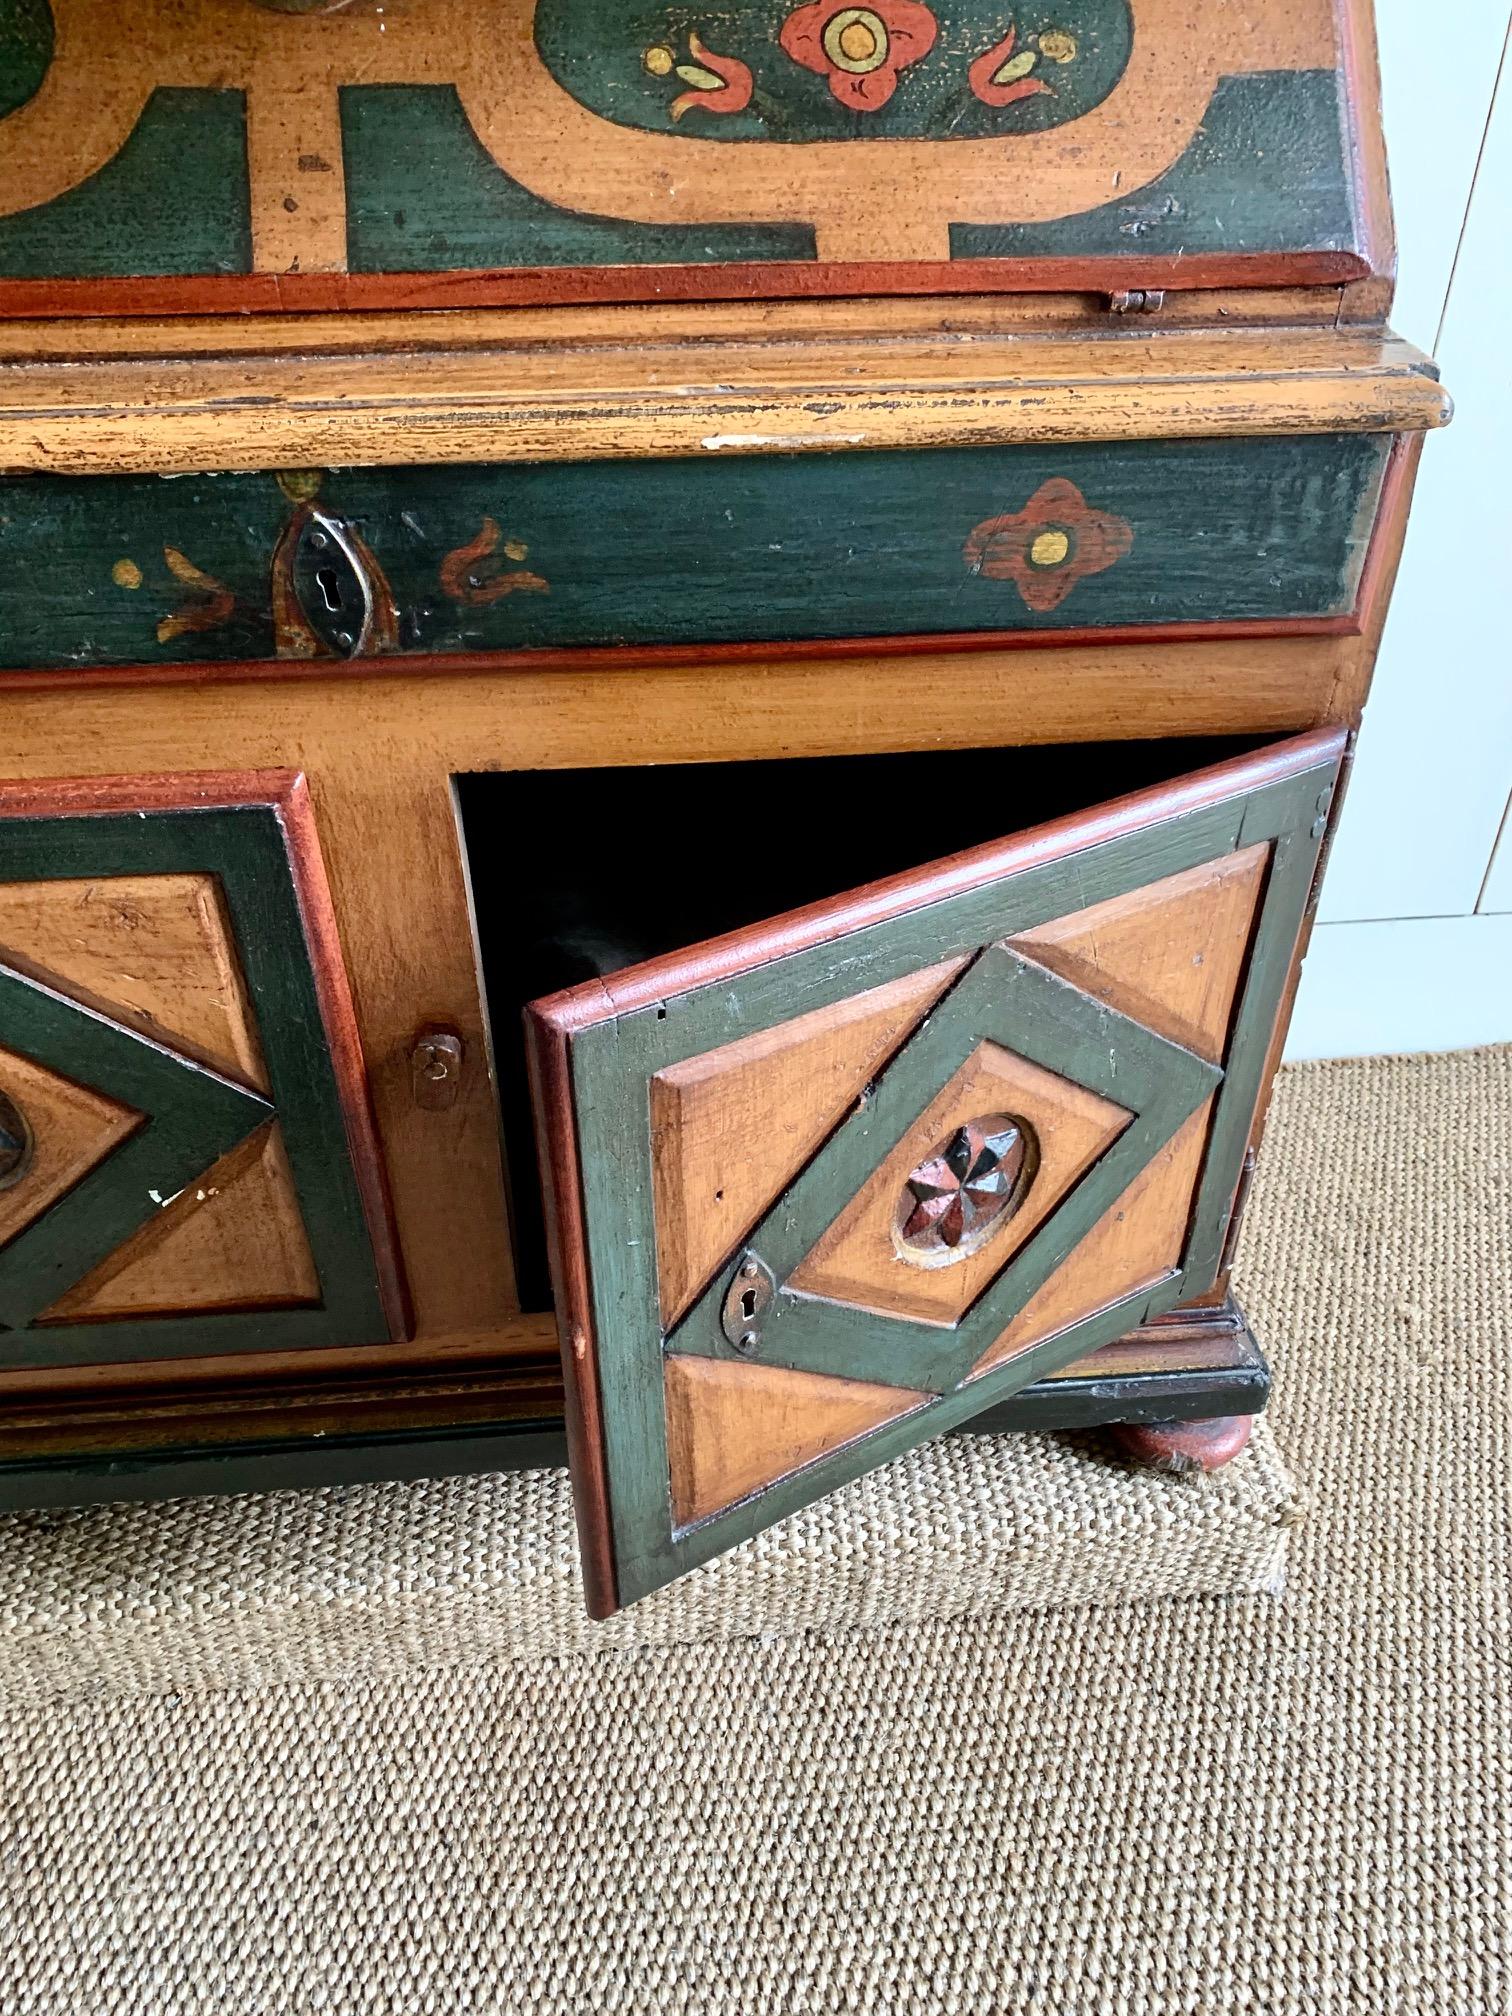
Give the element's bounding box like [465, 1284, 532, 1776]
[0, 325, 1446, 476]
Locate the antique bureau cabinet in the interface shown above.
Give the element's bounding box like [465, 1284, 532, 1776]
[0, 0, 1447, 1611]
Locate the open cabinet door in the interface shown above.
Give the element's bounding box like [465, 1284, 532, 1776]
[527, 729, 1343, 1615]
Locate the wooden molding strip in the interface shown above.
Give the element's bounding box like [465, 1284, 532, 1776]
[0, 611, 1362, 702]
[0, 327, 1448, 475]
[0, 253, 1372, 326]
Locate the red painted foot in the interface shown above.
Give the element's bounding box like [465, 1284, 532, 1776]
[1109, 1414, 1255, 1476]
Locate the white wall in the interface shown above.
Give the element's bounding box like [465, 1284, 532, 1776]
[1285, 3, 1512, 1058]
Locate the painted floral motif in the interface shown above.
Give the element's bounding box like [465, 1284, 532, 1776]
[643, 34, 755, 120]
[439, 518, 550, 605]
[963, 478, 1133, 613]
[779, 2, 938, 111]
[157, 546, 236, 645]
[970, 23, 1044, 107]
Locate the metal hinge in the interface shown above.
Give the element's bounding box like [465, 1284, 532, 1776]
[1108, 288, 1166, 315]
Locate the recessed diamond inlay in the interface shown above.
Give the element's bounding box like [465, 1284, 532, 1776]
[895, 1112, 1037, 1261]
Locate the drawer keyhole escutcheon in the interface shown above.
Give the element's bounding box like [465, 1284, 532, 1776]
[720, 1252, 776, 1354]
[292, 510, 378, 657]
[0, 1090, 34, 1191]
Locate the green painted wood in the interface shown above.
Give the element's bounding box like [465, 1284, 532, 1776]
[1175, 818, 1326, 1294]
[0, 88, 252, 279]
[0, 0, 52, 122]
[0, 435, 1390, 674]
[954, 71, 1356, 261]
[654, 945, 1218, 1393]
[560, 750, 1336, 1608]
[0, 803, 392, 1369]
[530, 1, 1132, 144]
[342, 84, 815, 271]
[0, 966, 270, 1329]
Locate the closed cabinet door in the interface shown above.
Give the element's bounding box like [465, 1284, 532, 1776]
[527, 729, 1343, 1615]
[0, 772, 404, 1368]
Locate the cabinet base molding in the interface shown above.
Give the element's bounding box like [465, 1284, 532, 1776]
[0, 1302, 1266, 1514]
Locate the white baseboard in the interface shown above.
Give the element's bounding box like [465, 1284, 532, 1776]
[1285, 914, 1512, 1060]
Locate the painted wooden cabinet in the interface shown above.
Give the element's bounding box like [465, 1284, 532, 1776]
[0, 0, 1449, 1612]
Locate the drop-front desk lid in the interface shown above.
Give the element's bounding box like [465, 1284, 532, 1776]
[526, 730, 1346, 1615]
[0, 0, 1389, 314]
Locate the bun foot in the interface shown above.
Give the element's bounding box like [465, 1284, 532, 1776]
[1109, 1413, 1255, 1476]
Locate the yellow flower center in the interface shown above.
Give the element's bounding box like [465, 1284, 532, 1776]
[823, 8, 890, 74]
[643, 44, 675, 76]
[1029, 529, 1072, 568]
[1039, 29, 1078, 63]
[111, 557, 143, 590]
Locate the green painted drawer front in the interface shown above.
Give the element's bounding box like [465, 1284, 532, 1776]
[0, 433, 1389, 674]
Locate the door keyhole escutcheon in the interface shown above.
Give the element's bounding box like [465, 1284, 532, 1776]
[720, 1252, 776, 1354]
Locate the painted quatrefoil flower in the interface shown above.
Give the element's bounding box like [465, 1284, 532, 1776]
[780, 1, 939, 111]
[963, 478, 1135, 613]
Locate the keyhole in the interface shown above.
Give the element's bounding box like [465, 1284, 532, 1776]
[315, 565, 344, 613]
[740, 1287, 758, 1322]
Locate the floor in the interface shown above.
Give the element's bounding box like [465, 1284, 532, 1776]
[0, 1047, 1507, 2015]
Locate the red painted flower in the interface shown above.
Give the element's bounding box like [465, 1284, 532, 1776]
[780, 2, 938, 111]
[969, 24, 1053, 108]
[963, 479, 1134, 613]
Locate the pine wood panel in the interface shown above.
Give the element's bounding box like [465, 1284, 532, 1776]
[0, 1042, 141, 1249]
[0, 873, 269, 1092]
[41, 1121, 320, 1324]
[663, 1353, 926, 1528]
[651, 957, 963, 1328]
[1010, 844, 1270, 1064]
[788, 1039, 1131, 1325]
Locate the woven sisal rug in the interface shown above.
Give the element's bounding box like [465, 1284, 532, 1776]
[1, 1047, 1507, 2016]
[0, 1410, 1296, 1703]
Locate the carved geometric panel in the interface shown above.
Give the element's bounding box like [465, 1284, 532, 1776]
[1010, 845, 1270, 1066]
[650, 956, 963, 1329]
[664, 1353, 926, 1529]
[0, 777, 401, 1367]
[787, 1039, 1130, 1325]
[970, 1101, 1213, 1377]
[0, 872, 270, 1091]
[0, 1041, 141, 1251]
[970, 845, 1273, 1376]
[40, 1121, 320, 1325]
